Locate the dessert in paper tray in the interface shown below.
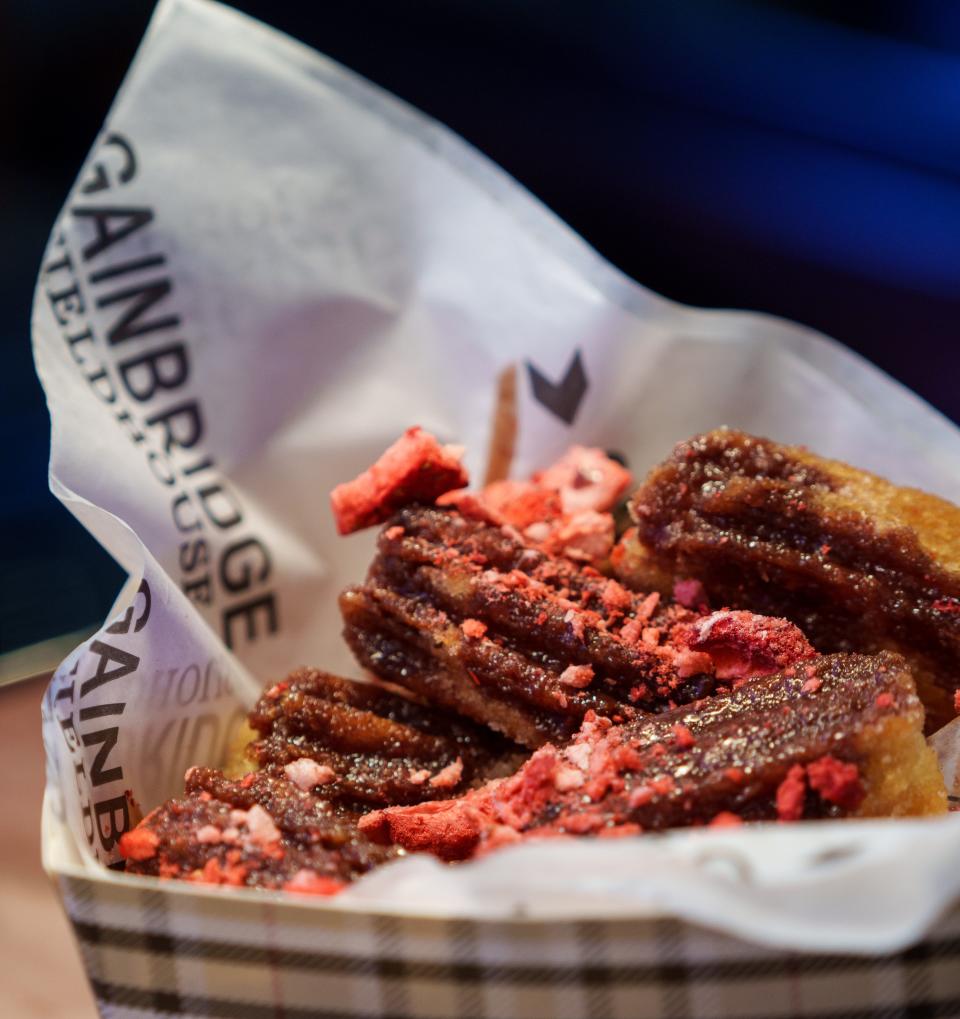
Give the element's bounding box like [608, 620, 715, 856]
[33, 0, 960, 953]
[117, 428, 949, 891]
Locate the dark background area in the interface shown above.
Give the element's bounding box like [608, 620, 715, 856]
[4, 0, 960, 657]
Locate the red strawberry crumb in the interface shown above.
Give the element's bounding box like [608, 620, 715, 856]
[284, 758, 336, 791]
[429, 758, 464, 790]
[775, 764, 807, 822]
[482, 480, 562, 530]
[709, 812, 744, 828]
[197, 857, 248, 887]
[673, 648, 714, 679]
[558, 664, 595, 689]
[330, 426, 468, 535]
[554, 766, 585, 792]
[801, 677, 822, 694]
[651, 776, 676, 795]
[613, 745, 643, 772]
[628, 785, 654, 808]
[601, 580, 633, 614]
[195, 825, 222, 845]
[672, 724, 696, 749]
[461, 619, 488, 640]
[820, 544, 831, 555]
[806, 756, 865, 810]
[532, 445, 632, 515]
[245, 805, 282, 847]
[561, 813, 606, 835]
[933, 598, 960, 613]
[283, 870, 347, 896]
[118, 826, 160, 862]
[641, 626, 661, 647]
[597, 823, 642, 839]
[636, 591, 661, 623]
[358, 799, 485, 862]
[384, 525, 405, 540]
[619, 618, 643, 646]
[435, 489, 503, 525]
[875, 692, 894, 710]
[683, 610, 815, 680]
[673, 578, 708, 610]
[724, 768, 745, 784]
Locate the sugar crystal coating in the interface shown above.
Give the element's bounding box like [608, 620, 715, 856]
[359, 652, 946, 860]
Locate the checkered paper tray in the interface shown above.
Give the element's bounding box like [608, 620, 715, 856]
[43, 798, 960, 1019]
[32, 1, 960, 1015]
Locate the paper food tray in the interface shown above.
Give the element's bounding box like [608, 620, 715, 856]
[42, 795, 960, 1018]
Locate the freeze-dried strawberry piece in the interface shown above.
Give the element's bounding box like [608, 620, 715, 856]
[118, 826, 159, 862]
[533, 445, 632, 514]
[679, 610, 816, 681]
[806, 755, 865, 810]
[330, 427, 468, 535]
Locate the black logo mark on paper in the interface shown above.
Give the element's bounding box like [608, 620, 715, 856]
[105, 579, 152, 635]
[526, 350, 588, 425]
[80, 132, 137, 195]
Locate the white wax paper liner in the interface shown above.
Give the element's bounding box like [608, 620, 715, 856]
[32, 0, 960, 951]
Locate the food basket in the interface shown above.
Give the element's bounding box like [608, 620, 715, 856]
[34, 2, 960, 1015]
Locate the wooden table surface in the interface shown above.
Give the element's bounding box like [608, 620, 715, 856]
[2, 674, 97, 1017]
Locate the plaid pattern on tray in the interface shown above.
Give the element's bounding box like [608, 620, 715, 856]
[57, 873, 960, 1019]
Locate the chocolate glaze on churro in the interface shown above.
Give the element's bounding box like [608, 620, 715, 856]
[359, 652, 946, 861]
[616, 428, 960, 729]
[342, 506, 815, 748]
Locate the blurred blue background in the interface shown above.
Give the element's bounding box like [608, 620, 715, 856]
[4, 0, 960, 660]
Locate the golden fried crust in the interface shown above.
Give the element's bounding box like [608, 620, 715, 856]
[855, 714, 947, 817]
[616, 428, 960, 730]
[785, 443, 960, 570]
[223, 720, 257, 778]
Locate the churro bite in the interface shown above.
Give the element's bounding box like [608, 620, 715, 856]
[614, 428, 960, 729]
[358, 652, 947, 861]
[340, 506, 815, 748]
[120, 767, 394, 893]
[246, 667, 524, 805]
[120, 669, 523, 891]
